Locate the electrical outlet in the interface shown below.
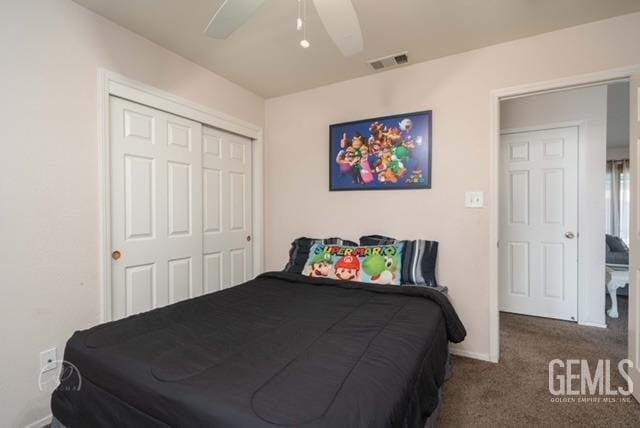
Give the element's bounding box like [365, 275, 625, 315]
[40, 348, 57, 372]
[465, 191, 484, 208]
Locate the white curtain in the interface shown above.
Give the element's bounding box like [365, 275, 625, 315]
[605, 159, 630, 243]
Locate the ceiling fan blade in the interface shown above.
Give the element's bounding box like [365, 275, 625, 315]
[312, 0, 363, 56]
[204, 0, 266, 39]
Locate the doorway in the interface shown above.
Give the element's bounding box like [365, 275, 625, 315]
[499, 81, 632, 324]
[499, 83, 611, 327]
[490, 68, 640, 402]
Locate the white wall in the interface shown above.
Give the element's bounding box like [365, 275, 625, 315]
[265, 12, 640, 361]
[501, 86, 608, 327]
[607, 146, 630, 159]
[0, 1, 264, 427]
[607, 81, 631, 149]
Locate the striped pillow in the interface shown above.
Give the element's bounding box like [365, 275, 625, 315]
[284, 237, 357, 274]
[359, 235, 438, 287]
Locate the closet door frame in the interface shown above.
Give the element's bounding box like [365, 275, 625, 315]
[98, 69, 264, 322]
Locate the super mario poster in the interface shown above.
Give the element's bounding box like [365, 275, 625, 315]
[330, 111, 432, 190]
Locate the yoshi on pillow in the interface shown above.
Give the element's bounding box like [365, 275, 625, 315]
[301, 242, 404, 285]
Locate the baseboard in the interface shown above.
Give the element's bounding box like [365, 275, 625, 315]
[579, 321, 607, 329]
[26, 414, 52, 428]
[449, 347, 494, 362]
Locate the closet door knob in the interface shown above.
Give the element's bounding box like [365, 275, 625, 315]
[564, 232, 575, 239]
[112, 250, 122, 260]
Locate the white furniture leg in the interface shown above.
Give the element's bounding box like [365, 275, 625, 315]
[607, 280, 619, 319]
[606, 265, 629, 319]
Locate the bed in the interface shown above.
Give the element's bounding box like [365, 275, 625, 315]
[51, 271, 466, 427]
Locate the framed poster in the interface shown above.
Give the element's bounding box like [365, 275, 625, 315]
[329, 110, 432, 191]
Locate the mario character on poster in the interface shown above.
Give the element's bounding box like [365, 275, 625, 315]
[302, 244, 404, 285]
[330, 111, 432, 190]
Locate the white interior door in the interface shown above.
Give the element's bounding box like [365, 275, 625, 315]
[110, 96, 203, 320]
[628, 74, 640, 402]
[202, 126, 253, 292]
[500, 126, 578, 321]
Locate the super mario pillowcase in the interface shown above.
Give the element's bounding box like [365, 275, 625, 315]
[301, 243, 404, 285]
[284, 237, 358, 274]
[359, 235, 438, 287]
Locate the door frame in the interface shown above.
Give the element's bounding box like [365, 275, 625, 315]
[97, 69, 264, 322]
[489, 64, 640, 363]
[499, 122, 584, 323]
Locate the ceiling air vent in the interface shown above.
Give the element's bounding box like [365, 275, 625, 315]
[367, 51, 409, 71]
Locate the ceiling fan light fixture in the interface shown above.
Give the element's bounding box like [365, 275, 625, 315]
[204, 0, 363, 57]
[298, 0, 310, 49]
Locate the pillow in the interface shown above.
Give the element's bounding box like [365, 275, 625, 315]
[284, 237, 357, 274]
[359, 235, 438, 287]
[359, 234, 398, 245]
[302, 243, 404, 285]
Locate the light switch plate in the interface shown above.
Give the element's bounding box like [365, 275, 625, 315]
[40, 348, 57, 372]
[465, 191, 484, 208]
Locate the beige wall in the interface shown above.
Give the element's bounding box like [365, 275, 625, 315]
[265, 13, 640, 360]
[501, 86, 608, 327]
[0, 1, 264, 426]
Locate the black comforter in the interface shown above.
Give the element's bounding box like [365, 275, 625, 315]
[52, 272, 466, 428]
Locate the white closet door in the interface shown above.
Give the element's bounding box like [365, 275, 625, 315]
[499, 126, 578, 321]
[202, 126, 253, 293]
[110, 96, 203, 320]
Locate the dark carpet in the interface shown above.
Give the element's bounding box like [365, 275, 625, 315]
[438, 296, 639, 427]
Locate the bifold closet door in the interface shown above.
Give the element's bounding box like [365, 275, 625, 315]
[202, 126, 253, 292]
[110, 96, 203, 320]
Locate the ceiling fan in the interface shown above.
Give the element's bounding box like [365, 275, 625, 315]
[204, 0, 364, 56]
